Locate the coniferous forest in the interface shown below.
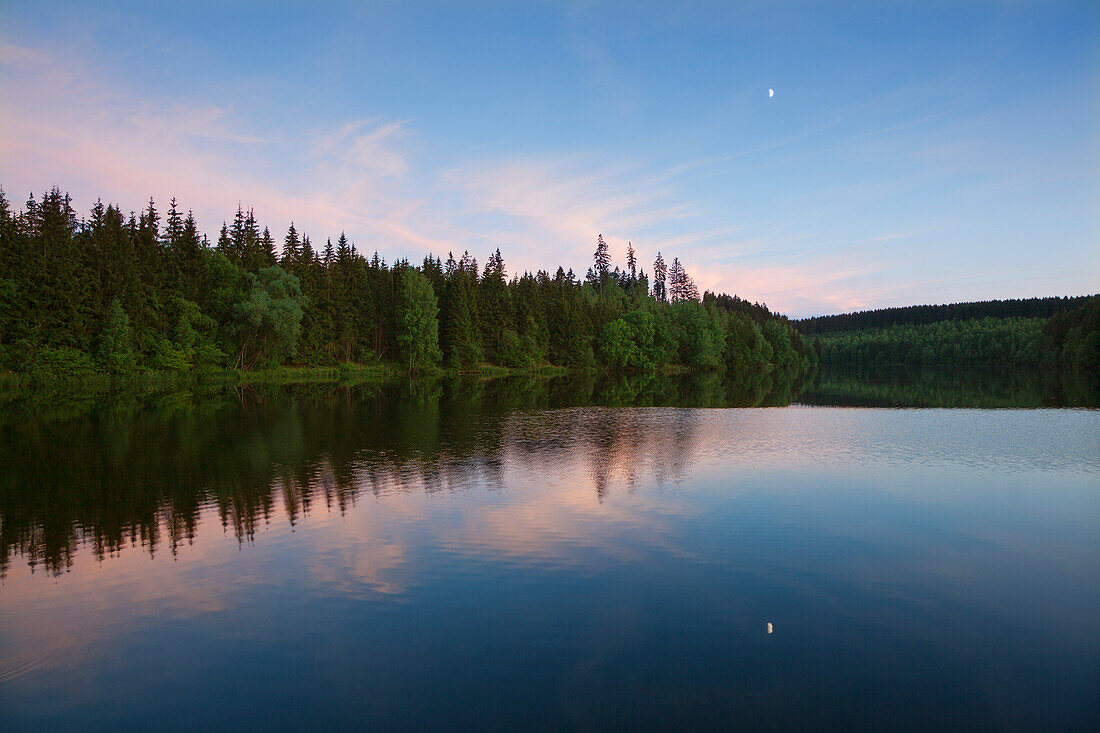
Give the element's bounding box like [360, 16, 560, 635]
[0, 187, 819, 379]
[795, 296, 1094, 334]
[798, 298, 1100, 371]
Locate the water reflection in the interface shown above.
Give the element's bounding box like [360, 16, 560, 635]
[2, 368, 1096, 577]
[1, 374, 1098, 730]
[800, 365, 1100, 408]
[2, 377, 720, 576]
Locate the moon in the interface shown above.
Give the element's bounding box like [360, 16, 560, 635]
[768, 88, 774, 98]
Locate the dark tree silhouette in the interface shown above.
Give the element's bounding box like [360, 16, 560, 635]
[593, 234, 610, 283]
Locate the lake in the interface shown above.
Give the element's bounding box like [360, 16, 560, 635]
[1, 372, 1098, 730]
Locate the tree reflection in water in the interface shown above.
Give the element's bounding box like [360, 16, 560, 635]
[1, 370, 802, 576]
[3, 365, 1091, 577]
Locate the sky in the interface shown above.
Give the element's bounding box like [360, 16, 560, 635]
[1, 1, 1097, 317]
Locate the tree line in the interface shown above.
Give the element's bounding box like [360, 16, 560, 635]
[0, 187, 817, 377]
[1042, 297, 1100, 372]
[813, 318, 1048, 367]
[796, 296, 1094, 335]
[811, 297, 1099, 372]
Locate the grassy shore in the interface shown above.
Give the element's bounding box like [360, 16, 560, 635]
[0, 361, 587, 393]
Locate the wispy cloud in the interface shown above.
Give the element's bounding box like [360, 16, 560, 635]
[0, 41, 908, 316]
[441, 154, 699, 269]
[2, 42, 738, 282]
[8, 23, 1089, 320]
[0, 43, 454, 251]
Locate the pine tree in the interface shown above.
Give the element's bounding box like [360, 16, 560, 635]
[282, 223, 301, 268]
[143, 197, 160, 239]
[668, 258, 685, 302]
[261, 227, 275, 266]
[653, 252, 667, 302]
[0, 187, 18, 357]
[163, 197, 183, 247]
[668, 258, 698, 302]
[336, 232, 351, 263]
[479, 248, 510, 362]
[442, 269, 482, 368]
[176, 211, 203, 298]
[300, 235, 314, 266]
[683, 274, 699, 301]
[230, 204, 246, 264]
[593, 234, 610, 283]
[135, 198, 161, 300]
[217, 223, 232, 257]
[627, 242, 637, 281]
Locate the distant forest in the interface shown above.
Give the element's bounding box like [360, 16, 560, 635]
[0, 187, 817, 378]
[796, 296, 1094, 335]
[802, 297, 1099, 371]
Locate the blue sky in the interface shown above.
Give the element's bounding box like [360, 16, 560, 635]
[1, 1, 1096, 316]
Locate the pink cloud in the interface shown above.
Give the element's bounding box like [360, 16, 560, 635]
[0, 41, 920, 317]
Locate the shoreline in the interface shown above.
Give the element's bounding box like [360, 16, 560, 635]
[0, 362, 749, 392]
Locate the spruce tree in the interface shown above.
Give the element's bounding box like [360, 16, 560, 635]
[229, 205, 247, 265]
[163, 197, 183, 248]
[261, 227, 275, 266]
[217, 223, 232, 257]
[669, 258, 685, 302]
[478, 248, 509, 362]
[442, 271, 482, 368]
[282, 223, 301, 268]
[593, 234, 610, 284]
[176, 211, 203, 298]
[653, 252, 667, 302]
[336, 233, 351, 263]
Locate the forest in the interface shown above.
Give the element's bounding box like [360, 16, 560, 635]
[806, 299, 1100, 371]
[796, 296, 1094, 334]
[0, 187, 817, 379]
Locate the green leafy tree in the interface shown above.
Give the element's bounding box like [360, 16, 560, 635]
[670, 301, 724, 367]
[396, 268, 443, 370]
[762, 320, 797, 369]
[599, 318, 644, 368]
[231, 266, 304, 369]
[723, 313, 770, 371]
[98, 298, 138, 373]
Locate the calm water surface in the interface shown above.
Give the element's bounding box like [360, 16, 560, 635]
[1, 375, 1098, 730]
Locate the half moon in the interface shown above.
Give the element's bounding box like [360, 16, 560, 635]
[768, 88, 774, 98]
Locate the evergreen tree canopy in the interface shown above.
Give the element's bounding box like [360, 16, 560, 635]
[0, 186, 893, 378]
[593, 234, 610, 283]
[653, 252, 667, 302]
